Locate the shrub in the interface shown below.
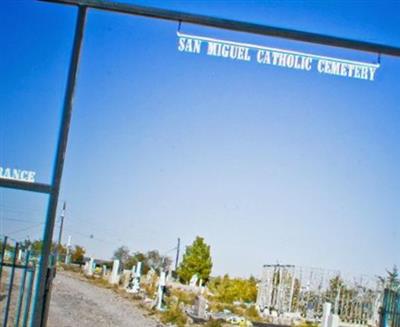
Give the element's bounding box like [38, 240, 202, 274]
[205, 319, 223, 327]
[160, 302, 187, 327]
[208, 275, 257, 304]
[244, 305, 261, 321]
[296, 322, 319, 327]
[170, 288, 196, 306]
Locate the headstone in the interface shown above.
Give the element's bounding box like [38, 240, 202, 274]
[193, 295, 208, 319]
[64, 254, 71, 265]
[65, 235, 72, 264]
[122, 269, 131, 288]
[127, 261, 142, 293]
[305, 301, 315, 321]
[87, 257, 94, 276]
[321, 302, 332, 327]
[165, 269, 172, 284]
[4, 250, 11, 261]
[189, 274, 198, 289]
[328, 314, 340, 327]
[136, 262, 142, 277]
[156, 271, 167, 310]
[198, 278, 204, 294]
[133, 261, 142, 292]
[146, 268, 156, 283]
[109, 259, 120, 285]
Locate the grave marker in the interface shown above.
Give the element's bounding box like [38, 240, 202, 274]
[109, 259, 120, 285]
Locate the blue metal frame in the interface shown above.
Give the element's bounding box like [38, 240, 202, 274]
[1, 1, 400, 326]
[380, 288, 400, 327]
[15, 251, 32, 327]
[0, 238, 36, 327]
[2, 243, 19, 327]
[0, 236, 8, 285]
[30, 6, 88, 326]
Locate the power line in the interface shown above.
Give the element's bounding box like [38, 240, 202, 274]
[162, 246, 178, 256]
[1, 217, 42, 223]
[0, 204, 44, 215]
[1, 223, 45, 237]
[63, 216, 127, 245]
[63, 228, 120, 247]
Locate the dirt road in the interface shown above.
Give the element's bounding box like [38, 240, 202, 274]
[48, 271, 160, 327]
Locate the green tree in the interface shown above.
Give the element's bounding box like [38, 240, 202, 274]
[326, 275, 344, 301]
[124, 250, 172, 274]
[31, 240, 43, 254]
[125, 251, 146, 271]
[112, 246, 131, 265]
[56, 243, 67, 257]
[21, 240, 65, 256]
[71, 245, 85, 264]
[146, 250, 172, 272]
[177, 236, 212, 284]
[378, 265, 400, 291]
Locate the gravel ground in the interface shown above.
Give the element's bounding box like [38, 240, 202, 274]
[48, 271, 160, 327]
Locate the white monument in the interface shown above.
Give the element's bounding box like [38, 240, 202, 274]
[86, 257, 95, 276]
[156, 271, 166, 310]
[321, 303, 332, 327]
[65, 235, 72, 264]
[127, 262, 142, 293]
[189, 274, 199, 289]
[328, 314, 340, 327]
[109, 259, 120, 285]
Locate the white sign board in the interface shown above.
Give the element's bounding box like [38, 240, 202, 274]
[0, 166, 36, 183]
[177, 32, 379, 81]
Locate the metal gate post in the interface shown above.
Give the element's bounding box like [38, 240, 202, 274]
[15, 250, 32, 327]
[30, 5, 87, 327]
[3, 242, 19, 327]
[0, 236, 8, 285]
[22, 268, 35, 327]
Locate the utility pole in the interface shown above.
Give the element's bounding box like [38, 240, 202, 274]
[175, 237, 180, 271]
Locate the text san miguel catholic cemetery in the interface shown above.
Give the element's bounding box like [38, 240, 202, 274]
[177, 33, 379, 81]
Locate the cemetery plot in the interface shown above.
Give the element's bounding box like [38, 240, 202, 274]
[256, 264, 383, 326]
[47, 258, 388, 327]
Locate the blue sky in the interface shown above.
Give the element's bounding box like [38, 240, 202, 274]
[0, 0, 399, 277]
